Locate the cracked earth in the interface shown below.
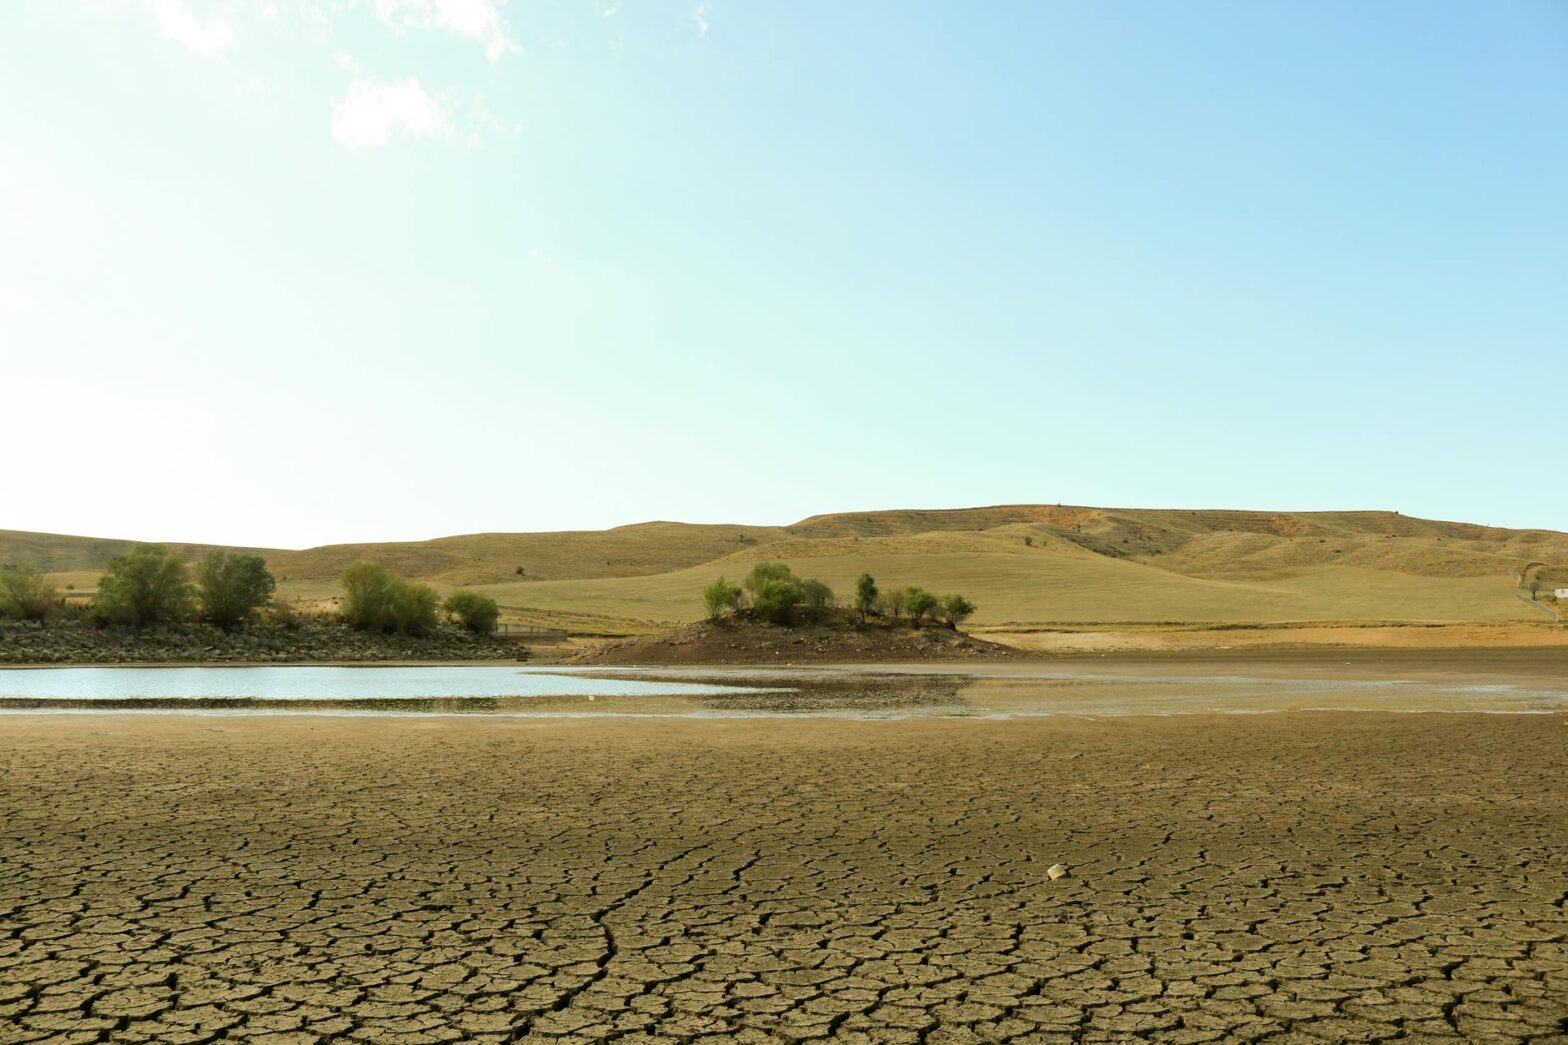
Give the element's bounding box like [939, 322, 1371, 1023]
[1, 712, 1565, 1043]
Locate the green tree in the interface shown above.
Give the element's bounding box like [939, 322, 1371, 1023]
[195, 551, 276, 630]
[744, 561, 796, 594]
[939, 594, 976, 629]
[752, 578, 804, 624]
[340, 561, 398, 631]
[0, 564, 57, 621]
[96, 545, 194, 626]
[340, 561, 440, 636]
[390, 582, 439, 637]
[886, 585, 906, 620]
[800, 578, 835, 616]
[444, 590, 499, 633]
[853, 573, 879, 622]
[702, 576, 741, 620]
[904, 586, 938, 626]
[745, 562, 805, 624]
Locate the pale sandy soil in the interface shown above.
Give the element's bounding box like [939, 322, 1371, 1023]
[1, 706, 1565, 1042]
[981, 622, 1568, 655]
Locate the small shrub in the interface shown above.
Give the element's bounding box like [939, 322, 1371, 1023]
[0, 564, 57, 621]
[270, 597, 307, 630]
[854, 573, 879, 622]
[96, 546, 194, 627]
[939, 594, 976, 629]
[444, 590, 500, 634]
[800, 578, 835, 615]
[904, 586, 938, 626]
[195, 551, 276, 630]
[702, 576, 741, 620]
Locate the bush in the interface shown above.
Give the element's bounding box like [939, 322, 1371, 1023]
[195, 551, 276, 630]
[744, 562, 795, 594]
[390, 582, 439, 637]
[800, 578, 835, 614]
[269, 597, 308, 630]
[939, 594, 976, 629]
[340, 561, 397, 630]
[752, 578, 804, 624]
[853, 573, 879, 622]
[904, 586, 938, 626]
[0, 564, 57, 621]
[96, 545, 194, 626]
[340, 561, 437, 636]
[444, 590, 499, 634]
[702, 576, 741, 620]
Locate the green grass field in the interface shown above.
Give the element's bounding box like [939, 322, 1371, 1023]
[6, 505, 1563, 633]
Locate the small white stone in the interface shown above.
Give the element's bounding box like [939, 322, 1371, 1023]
[1047, 863, 1070, 880]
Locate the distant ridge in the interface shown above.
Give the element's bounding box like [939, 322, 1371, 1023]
[5, 506, 1566, 629]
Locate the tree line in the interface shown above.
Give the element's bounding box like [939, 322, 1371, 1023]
[702, 562, 975, 629]
[0, 548, 501, 636]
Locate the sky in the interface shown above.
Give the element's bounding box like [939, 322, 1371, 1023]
[2, 1, 1566, 549]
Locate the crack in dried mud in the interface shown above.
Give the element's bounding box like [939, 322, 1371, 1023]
[1, 712, 1565, 1043]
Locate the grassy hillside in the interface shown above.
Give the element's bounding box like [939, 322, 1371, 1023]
[5, 505, 1564, 632]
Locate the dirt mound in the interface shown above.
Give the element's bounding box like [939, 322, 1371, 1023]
[573, 615, 1020, 665]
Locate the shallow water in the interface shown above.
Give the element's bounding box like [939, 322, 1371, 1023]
[1, 662, 1565, 718]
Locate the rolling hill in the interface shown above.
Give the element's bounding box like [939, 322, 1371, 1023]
[5, 506, 1566, 633]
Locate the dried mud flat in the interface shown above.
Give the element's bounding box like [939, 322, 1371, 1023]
[1, 712, 1566, 1043]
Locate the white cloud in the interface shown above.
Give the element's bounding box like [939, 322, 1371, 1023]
[692, 2, 710, 39]
[147, 0, 233, 57]
[330, 78, 449, 147]
[373, 0, 516, 61]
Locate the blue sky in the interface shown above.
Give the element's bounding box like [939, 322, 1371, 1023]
[2, 1, 1565, 548]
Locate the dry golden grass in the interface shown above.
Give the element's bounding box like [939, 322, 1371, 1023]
[8, 505, 1565, 631]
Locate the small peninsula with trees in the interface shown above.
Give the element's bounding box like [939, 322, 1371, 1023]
[577, 562, 1014, 664]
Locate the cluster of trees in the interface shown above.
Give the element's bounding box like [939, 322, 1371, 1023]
[0, 548, 502, 636]
[338, 561, 499, 636]
[703, 563, 975, 629]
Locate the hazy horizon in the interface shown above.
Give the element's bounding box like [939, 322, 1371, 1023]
[5, 1, 1566, 548]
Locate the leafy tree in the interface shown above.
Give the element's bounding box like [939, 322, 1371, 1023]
[0, 564, 57, 621]
[800, 578, 835, 614]
[853, 573, 879, 622]
[390, 582, 439, 637]
[195, 551, 275, 630]
[340, 561, 441, 636]
[744, 561, 796, 594]
[744, 562, 805, 624]
[904, 586, 938, 626]
[444, 590, 500, 633]
[752, 578, 804, 625]
[96, 545, 194, 626]
[340, 561, 398, 631]
[702, 576, 741, 620]
[939, 594, 976, 629]
[886, 586, 906, 620]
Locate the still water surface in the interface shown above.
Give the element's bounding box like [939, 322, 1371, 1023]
[1, 663, 1565, 718]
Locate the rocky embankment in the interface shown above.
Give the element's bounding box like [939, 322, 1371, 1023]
[575, 615, 1020, 665]
[0, 619, 527, 665]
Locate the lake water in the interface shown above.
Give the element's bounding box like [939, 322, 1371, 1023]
[0, 661, 1565, 718]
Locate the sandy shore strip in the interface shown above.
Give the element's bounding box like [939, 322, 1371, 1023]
[2, 712, 1565, 1042]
